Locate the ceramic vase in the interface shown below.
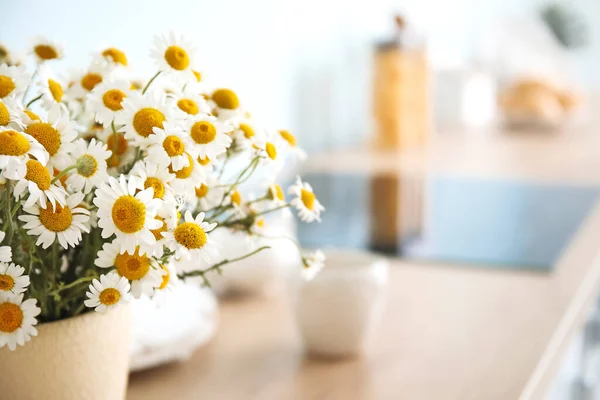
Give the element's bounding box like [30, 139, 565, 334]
[293, 249, 389, 358]
[0, 305, 131, 400]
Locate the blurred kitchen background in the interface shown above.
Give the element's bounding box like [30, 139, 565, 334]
[4, 0, 600, 398]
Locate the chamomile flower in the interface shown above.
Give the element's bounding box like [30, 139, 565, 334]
[275, 129, 306, 161]
[288, 177, 325, 223]
[170, 89, 210, 117]
[87, 78, 130, 127]
[0, 293, 40, 351]
[209, 88, 243, 121]
[0, 64, 29, 99]
[0, 263, 29, 294]
[0, 127, 48, 180]
[116, 91, 179, 146]
[84, 272, 130, 313]
[19, 192, 90, 249]
[0, 232, 12, 263]
[266, 184, 286, 205]
[167, 153, 207, 199]
[183, 115, 232, 159]
[148, 122, 196, 171]
[93, 175, 163, 254]
[37, 65, 65, 109]
[23, 104, 77, 170]
[98, 47, 128, 67]
[142, 203, 179, 257]
[232, 119, 264, 148]
[66, 138, 111, 194]
[130, 160, 176, 202]
[66, 62, 111, 100]
[190, 175, 224, 211]
[162, 211, 218, 262]
[94, 240, 163, 298]
[302, 250, 325, 280]
[150, 32, 196, 81]
[0, 97, 22, 129]
[31, 37, 63, 62]
[13, 159, 67, 209]
[152, 263, 180, 303]
[96, 129, 135, 175]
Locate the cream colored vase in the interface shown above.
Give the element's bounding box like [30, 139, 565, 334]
[0, 305, 131, 400]
[294, 250, 389, 358]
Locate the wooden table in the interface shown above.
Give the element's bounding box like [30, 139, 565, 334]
[128, 129, 600, 399]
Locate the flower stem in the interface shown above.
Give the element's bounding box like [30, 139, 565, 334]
[142, 70, 162, 95]
[177, 245, 271, 282]
[49, 275, 97, 296]
[51, 165, 77, 184]
[25, 94, 43, 108]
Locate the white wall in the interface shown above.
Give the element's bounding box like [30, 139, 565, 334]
[2, 0, 596, 150]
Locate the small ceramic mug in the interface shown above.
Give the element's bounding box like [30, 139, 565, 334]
[293, 249, 389, 358]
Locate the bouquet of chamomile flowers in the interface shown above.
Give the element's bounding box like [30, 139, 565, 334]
[0, 33, 325, 351]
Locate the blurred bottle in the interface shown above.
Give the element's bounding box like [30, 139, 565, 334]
[373, 15, 431, 149]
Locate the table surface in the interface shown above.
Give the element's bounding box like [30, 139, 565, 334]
[128, 129, 600, 400]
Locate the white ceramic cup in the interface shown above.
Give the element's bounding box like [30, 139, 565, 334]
[293, 249, 389, 358]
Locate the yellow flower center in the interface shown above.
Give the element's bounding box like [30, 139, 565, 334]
[279, 130, 296, 147]
[0, 274, 15, 291]
[0, 75, 15, 98]
[0, 302, 22, 333]
[164, 45, 190, 71]
[24, 110, 40, 121]
[239, 123, 254, 139]
[48, 79, 63, 102]
[198, 156, 210, 166]
[81, 73, 103, 92]
[111, 196, 146, 234]
[212, 89, 239, 109]
[190, 121, 216, 144]
[107, 133, 128, 155]
[195, 183, 208, 198]
[174, 222, 206, 249]
[102, 48, 128, 66]
[106, 153, 120, 168]
[0, 129, 30, 156]
[133, 108, 165, 138]
[162, 135, 185, 156]
[230, 190, 242, 205]
[34, 44, 59, 60]
[114, 248, 150, 280]
[168, 153, 194, 179]
[0, 102, 8, 126]
[76, 154, 98, 177]
[144, 177, 165, 199]
[150, 216, 167, 240]
[177, 99, 198, 115]
[39, 203, 73, 232]
[25, 122, 61, 156]
[256, 218, 265, 228]
[25, 159, 51, 190]
[159, 264, 170, 290]
[102, 89, 126, 111]
[268, 184, 284, 201]
[300, 189, 315, 211]
[192, 70, 202, 82]
[265, 142, 277, 160]
[99, 288, 121, 306]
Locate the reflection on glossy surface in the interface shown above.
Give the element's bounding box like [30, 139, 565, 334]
[297, 173, 600, 271]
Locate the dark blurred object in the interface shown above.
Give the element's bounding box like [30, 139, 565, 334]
[373, 15, 430, 149]
[541, 3, 589, 49]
